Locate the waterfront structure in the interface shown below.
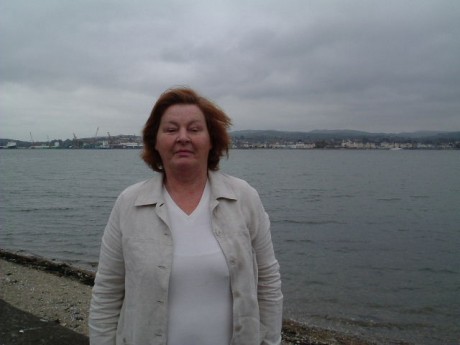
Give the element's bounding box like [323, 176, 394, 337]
[0, 141, 18, 149]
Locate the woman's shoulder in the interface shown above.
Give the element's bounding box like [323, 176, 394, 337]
[117, 174, 163, 204]
[209, 171, 259, 200]
[210, 170, 249, 187]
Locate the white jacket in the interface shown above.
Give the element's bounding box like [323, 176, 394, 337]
[89, 171, 283, 345]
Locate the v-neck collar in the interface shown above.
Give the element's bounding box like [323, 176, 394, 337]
[163, 181, 210, 219]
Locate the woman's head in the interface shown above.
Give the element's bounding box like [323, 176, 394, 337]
[142, 87, 232, 172]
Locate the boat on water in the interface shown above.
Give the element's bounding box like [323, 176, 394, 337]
[390, 147, 403, 151]
[0, 141, 18, 149]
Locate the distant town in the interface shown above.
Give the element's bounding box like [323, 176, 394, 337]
[1, 130, 460, 150]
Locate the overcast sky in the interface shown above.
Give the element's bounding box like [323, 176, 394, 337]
[1, 0, 459, 141]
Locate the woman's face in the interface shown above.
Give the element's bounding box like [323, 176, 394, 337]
[155, 104, 212, 174]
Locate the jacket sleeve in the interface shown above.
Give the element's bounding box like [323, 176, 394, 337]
[252, 193, 283, 345]
[89, 196, 126, 345]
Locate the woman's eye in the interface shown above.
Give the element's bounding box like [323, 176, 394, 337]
[190, 126, 204, 133]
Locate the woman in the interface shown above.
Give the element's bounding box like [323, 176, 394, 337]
[89, 87, 283, 345]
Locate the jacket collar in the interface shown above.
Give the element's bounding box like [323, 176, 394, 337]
[134, 170, 237, 207]
[134, 173, 164, 207]
[209, 170, 237, 202]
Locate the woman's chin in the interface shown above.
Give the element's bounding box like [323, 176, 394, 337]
[170, 159, 203, 172]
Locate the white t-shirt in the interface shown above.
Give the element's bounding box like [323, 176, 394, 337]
[164, 183, 233, 345]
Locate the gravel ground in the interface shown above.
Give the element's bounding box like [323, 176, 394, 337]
[0, 251, 378, 345]
[1, 258, 92, 336]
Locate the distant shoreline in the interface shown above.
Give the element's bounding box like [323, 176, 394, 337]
[0, 248, 381, 345]
[2, 129, 459, 150]
[1, 145, 459, 151]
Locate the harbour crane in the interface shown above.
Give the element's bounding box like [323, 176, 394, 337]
[73, 133, 80, 149]
[94, 127, 99, 148]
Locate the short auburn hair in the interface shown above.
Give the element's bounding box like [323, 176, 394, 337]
[142, 87, 232, 172]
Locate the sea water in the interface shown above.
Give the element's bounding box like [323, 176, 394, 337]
[1, 149, 459, 344]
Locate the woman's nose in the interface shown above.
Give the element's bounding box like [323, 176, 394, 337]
[176, 128, 190, 143]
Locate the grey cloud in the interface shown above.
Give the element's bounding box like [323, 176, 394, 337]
[1, 0, 459, 140]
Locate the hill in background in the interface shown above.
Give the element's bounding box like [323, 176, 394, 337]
[1, 130, 459, 149]
[230, 129, 460, 142]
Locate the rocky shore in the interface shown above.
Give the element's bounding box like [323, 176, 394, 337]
[0, 249, 378, 345]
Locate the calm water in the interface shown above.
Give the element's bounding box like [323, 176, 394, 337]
[1, 149, 459, 344]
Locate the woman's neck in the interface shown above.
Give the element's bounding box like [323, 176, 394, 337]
[164, 169, 208, 215]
